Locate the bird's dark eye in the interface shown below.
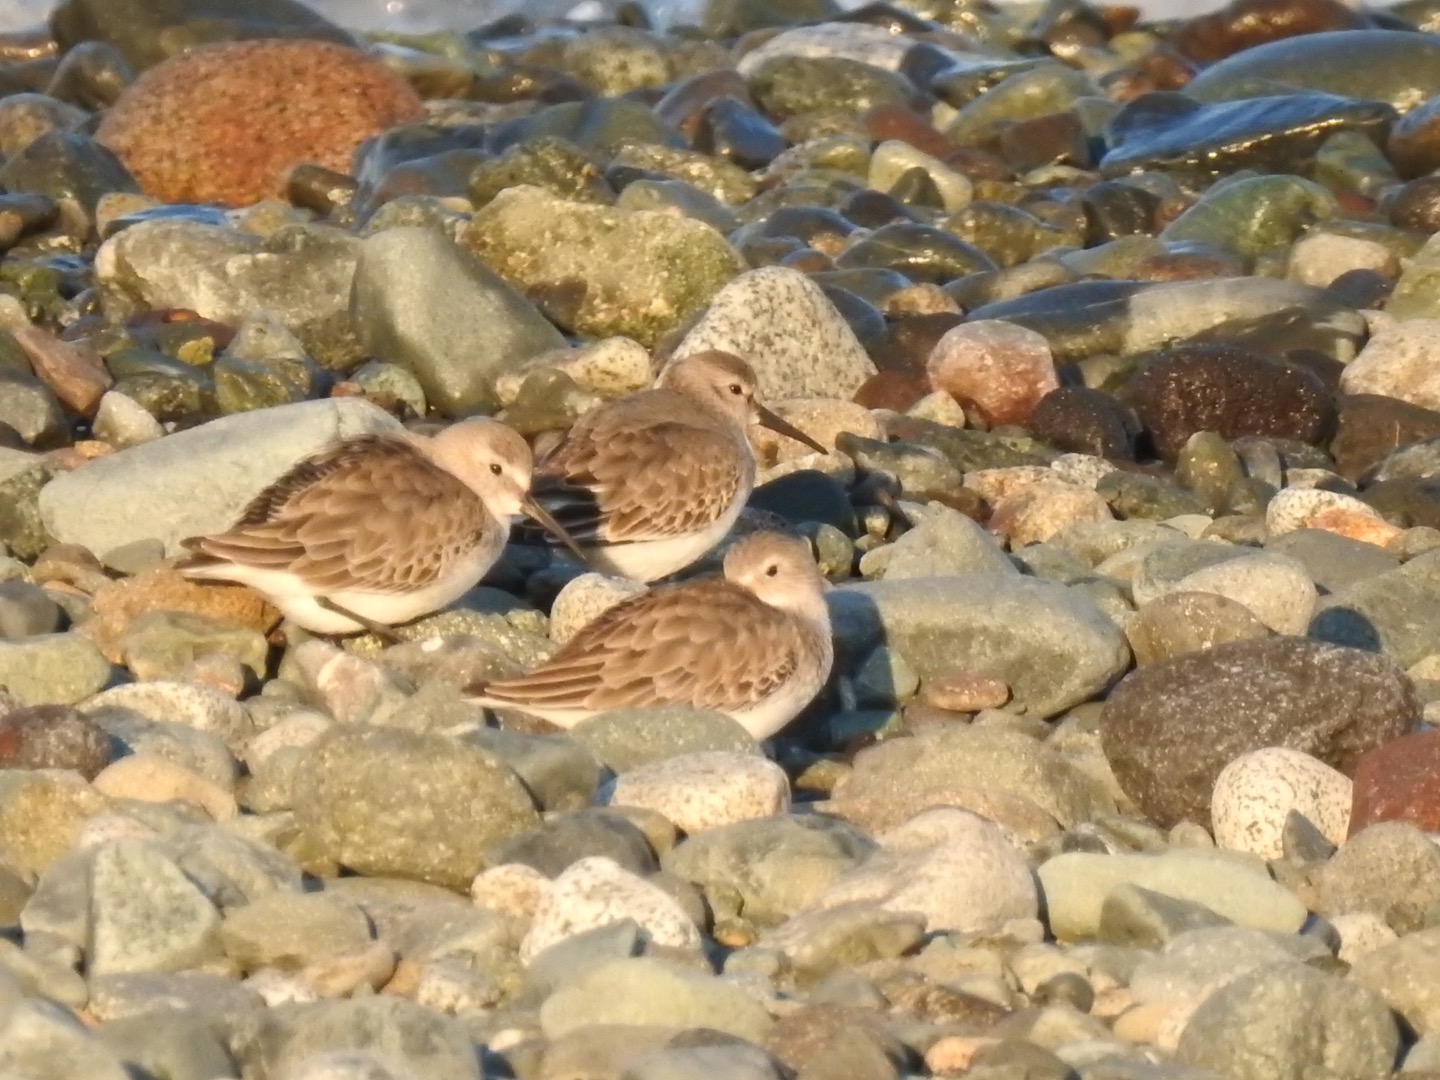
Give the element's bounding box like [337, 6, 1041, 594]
[765, 564, 779, 576]
[728, 383, 744, 395]
[489, 463, 503, 475]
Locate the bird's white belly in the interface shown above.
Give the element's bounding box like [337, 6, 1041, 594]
[576, 504, 745, 582]
[193, 539, 502, 635]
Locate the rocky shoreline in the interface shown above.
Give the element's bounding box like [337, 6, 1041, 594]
[4, 0, 1440, 1078]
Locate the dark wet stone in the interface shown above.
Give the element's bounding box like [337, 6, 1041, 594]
[703, 0, 842, 36]
[748, 56, 921, 121]
[943, 202, 1068, 269]
[1101, 637, 1421, 829]
[1100, 91, 1394, 181]
[1185, 30, 1440, 113]
[810, 268, 918, 311]
[487, 98, 686, 157]
[1175, 0, 1369, 64]
[50, 0, 357, 72]
[835, 222, 996, 284]
[0, 704, 113, 779]
[468, 136, 613, 209]
[862, 102, 963, 162]
[1388, 93, 1440, 179]
[44, 40, 134, 110]
[1122, 344, 1335, 460]
[0, 130, 139, 223]
[656, 70, 752, 138]
[696, 96, 789, 170]
[1332, 394, 1440, 482]
[816, 285, 888, 350]
[1325, 268, 1395, 310]
[946, 61, 1098, 147]
[1028, 387, 1141, 460]
[1079, 181, 1163, 244]
[1384, 175, 1440, 232]
[759, 206, 857, 249]
[836, 188, 919, 229]
[999, 110, 1091, 172]
[287, 163, 358, 217]
[929, 57, 1057, 110]
[751, 470, 856, 534]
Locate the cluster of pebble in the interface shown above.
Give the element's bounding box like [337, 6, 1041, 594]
[6, 0, 1440, 1078]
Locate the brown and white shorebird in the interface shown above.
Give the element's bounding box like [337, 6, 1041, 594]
[176, 418, 585, 639]
[518, 350, 828, 582]
[467, 531, 834, 739]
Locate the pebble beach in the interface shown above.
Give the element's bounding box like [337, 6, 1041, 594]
[5, 0, 1440, 1077]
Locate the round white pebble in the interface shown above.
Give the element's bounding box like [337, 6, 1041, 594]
[1211, 747, 1352, 860]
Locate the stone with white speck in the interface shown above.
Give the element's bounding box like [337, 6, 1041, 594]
[548, 573, 648, 645]
[520, 855, 701, 963]
[471, 862, 551, 920]
[809, 808, 1038, 933]
[600, 751, 789, 834]
[671, 267, 876, 400]
[1266, 487, 1384, 536]
[1161, 551, 1318, 636]
[1211, 747, 1351, 861]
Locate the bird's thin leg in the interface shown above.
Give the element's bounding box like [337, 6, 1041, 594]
[315, 598, 403, 646]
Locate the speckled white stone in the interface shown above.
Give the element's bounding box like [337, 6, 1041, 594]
[1165, 551, 1318, 635]
[80, 681, 252, 749]
[671, 267, 876, 400]
[600, 750, 789, 834]
[1339, 318, 1440, 411]
[1051, 453, 1118, 489]
[471, 862, 551, 920]
[808, 808, 1038, 933]
[1331, 911, 1400, 965]
[1211, 747, 1352, 860]
[1266, 487, 1384, 536]
[548, 573, 648, 645]
[520, 856, 700, 963]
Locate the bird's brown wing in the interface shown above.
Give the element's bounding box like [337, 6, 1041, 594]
[178, 436, 491, 593]
[470, 578, 801, 713]
[521, 392, 746, 545]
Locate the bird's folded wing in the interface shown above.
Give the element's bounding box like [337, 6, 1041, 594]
[473, 580, 799, 713]
[525, 408, 745, 544]
[179, 436, 487, 593]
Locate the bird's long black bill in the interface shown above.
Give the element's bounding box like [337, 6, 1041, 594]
[521, 495, 591, 565]
[756, 404, 829, 455]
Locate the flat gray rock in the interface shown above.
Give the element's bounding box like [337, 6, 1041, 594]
[829, 575, 1130, 718]
[88, 840, 224, 976]
[351, 225, 566, 416]
[39, 397, 400, 558]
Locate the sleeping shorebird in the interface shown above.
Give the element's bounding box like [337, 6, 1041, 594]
[517, 350, 829, 582]
[466, 531, 834, 739]
[176, 418, 585, 639]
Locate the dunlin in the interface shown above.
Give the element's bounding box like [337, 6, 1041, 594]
[466, 531, 834, 739]
[177, 418, 584, 638]
[519, 350, 828, 582]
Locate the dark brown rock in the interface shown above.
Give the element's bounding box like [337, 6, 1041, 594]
[1385, 176, 1440, 233]
[96, 39, 425, 207]
[0, 704, 113, 778]
[1389, 94, 1440, 179]
[1100, 636, 1421, 829]
[1332, 394, 1440, 482]
[1361, 476, 1440, 530]
[1028, 386, 1140, 460]
[1174, 0, 1367, 65]
[1123, 344, 1335, 461]
[1350, 729, 1440, 835]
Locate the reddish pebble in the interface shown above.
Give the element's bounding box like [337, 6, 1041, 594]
[926, 319, 1059, 427]
[920, 675, 1011, 713]
[1350, 729, 1440, 834]
[97, 39, 425, 207]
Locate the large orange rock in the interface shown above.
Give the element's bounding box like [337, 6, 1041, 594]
[96, 39, 425, 208]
